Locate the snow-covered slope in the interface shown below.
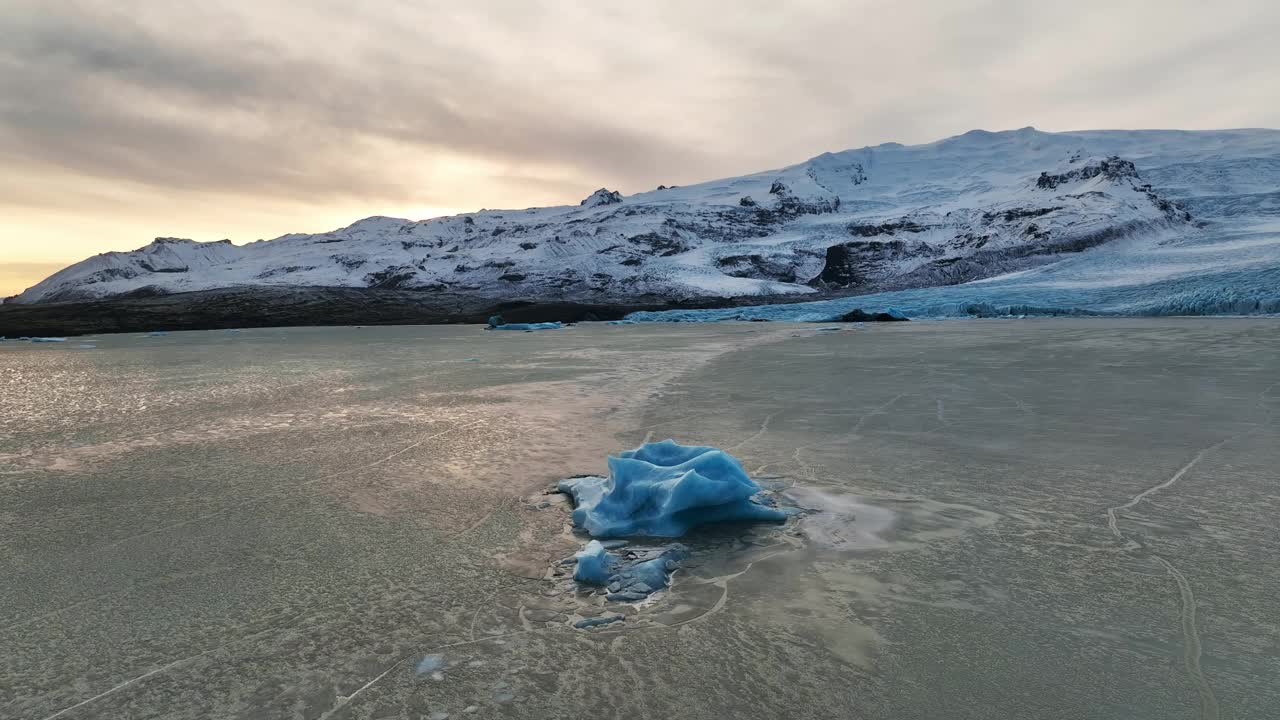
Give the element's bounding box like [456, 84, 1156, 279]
[13, 128, 1280, 313]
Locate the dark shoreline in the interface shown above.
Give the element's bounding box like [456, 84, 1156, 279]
[0, 286, 828, 337]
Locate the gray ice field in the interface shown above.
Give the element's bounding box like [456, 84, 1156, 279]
[2, 319, 1278, 720]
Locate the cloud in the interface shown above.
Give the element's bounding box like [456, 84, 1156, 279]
[0, 0, 1277, 263]
[0, 0, 720, 207]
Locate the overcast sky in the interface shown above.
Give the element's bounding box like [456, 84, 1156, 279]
[2, 0, 1278, 293]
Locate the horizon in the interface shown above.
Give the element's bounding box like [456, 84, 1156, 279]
[3, 1, 1279, 295]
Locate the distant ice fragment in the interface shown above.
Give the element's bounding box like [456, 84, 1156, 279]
[486, 315, 562, 331]
[574, 615, 623, 629]
[77, 344, 97, 349]
[144, 331, 169, 337]
[558, 439, 787, 538]
[415, 654, 445, 676]
[815, 326, 841, 332]
[573, 540, 613, 585]
[30, 337, 68, 343]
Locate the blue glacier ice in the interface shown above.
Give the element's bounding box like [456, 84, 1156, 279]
[30, 337, 68, 343]
[558, 440, 787, 538]
[573, 540, 614, 585]
[605, 545, 689, 601]
[486, 315, 563, 331]
[622, 230, 1280, 323]
[574, 615, 623, 629]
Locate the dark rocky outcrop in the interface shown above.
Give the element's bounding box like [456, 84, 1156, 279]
[834, 308, 909, 322]
[0, 287, 759, 337]
[1036, 157, 1137, 189]
[580, 188, 623, 207]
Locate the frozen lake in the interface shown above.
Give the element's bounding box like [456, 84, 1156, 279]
[3, 320, 1278, 719]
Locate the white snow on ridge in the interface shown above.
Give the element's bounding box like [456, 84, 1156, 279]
[10, 127, 1280, 310]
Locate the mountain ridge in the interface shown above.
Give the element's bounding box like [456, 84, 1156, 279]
[9, 128, 1280, 317]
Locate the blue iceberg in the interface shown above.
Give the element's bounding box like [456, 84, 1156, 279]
[486, 315, 562, 332]
[30, 337, 68, 343]
[573, 540, 613, 584]
[558, 440, 787, 538]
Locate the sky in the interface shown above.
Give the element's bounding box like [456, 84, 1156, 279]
[2, 0, 1278, 295]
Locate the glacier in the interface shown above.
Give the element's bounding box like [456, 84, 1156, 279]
[624, 250, 1280, 323]
[557, 440, 787, 538]
[9, 128, 1279, 323]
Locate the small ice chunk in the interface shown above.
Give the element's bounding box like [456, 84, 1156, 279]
[144, 331, 169, 337]
[415, 654, 445, 676]
[30, 337, 68, 343]
[574, 615, 623, 629]
[573, 540, 614, 585]
[614, 545, 687, 592]
[815, 326, 841, 332]
[486, 315, 562, 331]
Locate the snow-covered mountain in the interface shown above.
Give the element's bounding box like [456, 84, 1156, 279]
[12, 128, 1280, 312]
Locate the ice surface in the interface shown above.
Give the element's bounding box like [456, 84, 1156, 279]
[558, 440, 787, 538]
[573, 540, 613, 585]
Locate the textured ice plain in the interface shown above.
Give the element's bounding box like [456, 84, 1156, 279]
[557, 440, 788, 537]
[4, 322, 1280, 719]
[13, 128, 1280, 317]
